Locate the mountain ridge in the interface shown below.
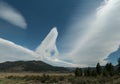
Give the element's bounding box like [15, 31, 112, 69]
[0, 60, 70, 72]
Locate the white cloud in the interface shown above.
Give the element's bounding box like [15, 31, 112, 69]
[36, 27, 59, 59]
[35, 27, 76, 67]
[0, 1, 27, 29]
[62, 0, 120, 67]
[0, 38, 37, 62]
[0, 28, 75, 67]
[1, 0, 120, 67]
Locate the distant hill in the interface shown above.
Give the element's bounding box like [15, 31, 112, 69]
[0, 61, 69, 72]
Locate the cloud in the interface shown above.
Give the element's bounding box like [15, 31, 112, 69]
[0, 28, 75, 67]
[35, 27, 76, 67]
[0, 38, 37, 62]
[1, 0, 119, 67]
[61, 0, 120, 67]
[0, 1, 27, 29]
[36, 27, 59, 59]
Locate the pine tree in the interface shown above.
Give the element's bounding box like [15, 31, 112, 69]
[118, 58, 120, 74]
[96, 63, 102, 75]
[105, 63, 114, 76]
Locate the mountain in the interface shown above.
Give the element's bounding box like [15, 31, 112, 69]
[0, 61, 69, 72]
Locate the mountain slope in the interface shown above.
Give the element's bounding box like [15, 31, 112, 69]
[0, 61, 69, 72]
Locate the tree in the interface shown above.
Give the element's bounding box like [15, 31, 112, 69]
[84, 67, 91, 76]
[75, 68, 82, 77]
[105, 63, 114, 76]
[103, 69, 109, 76]
[118, 57, 120, 73]
[96, 63, 102, 75]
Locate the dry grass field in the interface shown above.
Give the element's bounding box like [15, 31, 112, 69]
[0, 72, 73, 78]
[0, 73, 119, 84]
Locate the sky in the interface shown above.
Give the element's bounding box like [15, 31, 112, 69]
[0, 0, 120, 67]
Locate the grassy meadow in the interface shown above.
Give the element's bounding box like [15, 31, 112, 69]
[0, 72, 119, 84]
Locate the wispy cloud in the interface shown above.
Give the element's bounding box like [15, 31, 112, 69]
[61, 0, 120, 67]
[0, 1, 27, 29]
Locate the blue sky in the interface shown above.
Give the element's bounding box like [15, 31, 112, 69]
[1, 0, 102, 50]
[0, 0, 120, 67]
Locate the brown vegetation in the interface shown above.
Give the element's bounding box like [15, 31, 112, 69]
[1, 73, 119, 84]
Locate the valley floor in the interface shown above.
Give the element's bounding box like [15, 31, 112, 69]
[0, 73, 119, 84]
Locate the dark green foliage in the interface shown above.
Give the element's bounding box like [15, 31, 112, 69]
[84, 67, 91, 76]
[104, 63, 114, 76]
[103, 69, 109, 77]
[96, 63, 102, 75]
[118, 57, 120, 73]
[75, 68, 82, 77]
[74, 58, 120, 77]
[86, 67, 91, 76]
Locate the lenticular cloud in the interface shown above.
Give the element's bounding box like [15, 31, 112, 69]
[0, 1, 27, 29]
[0, 38, 37, 62]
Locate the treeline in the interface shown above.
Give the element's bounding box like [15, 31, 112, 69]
[75, 58, 120, 77]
